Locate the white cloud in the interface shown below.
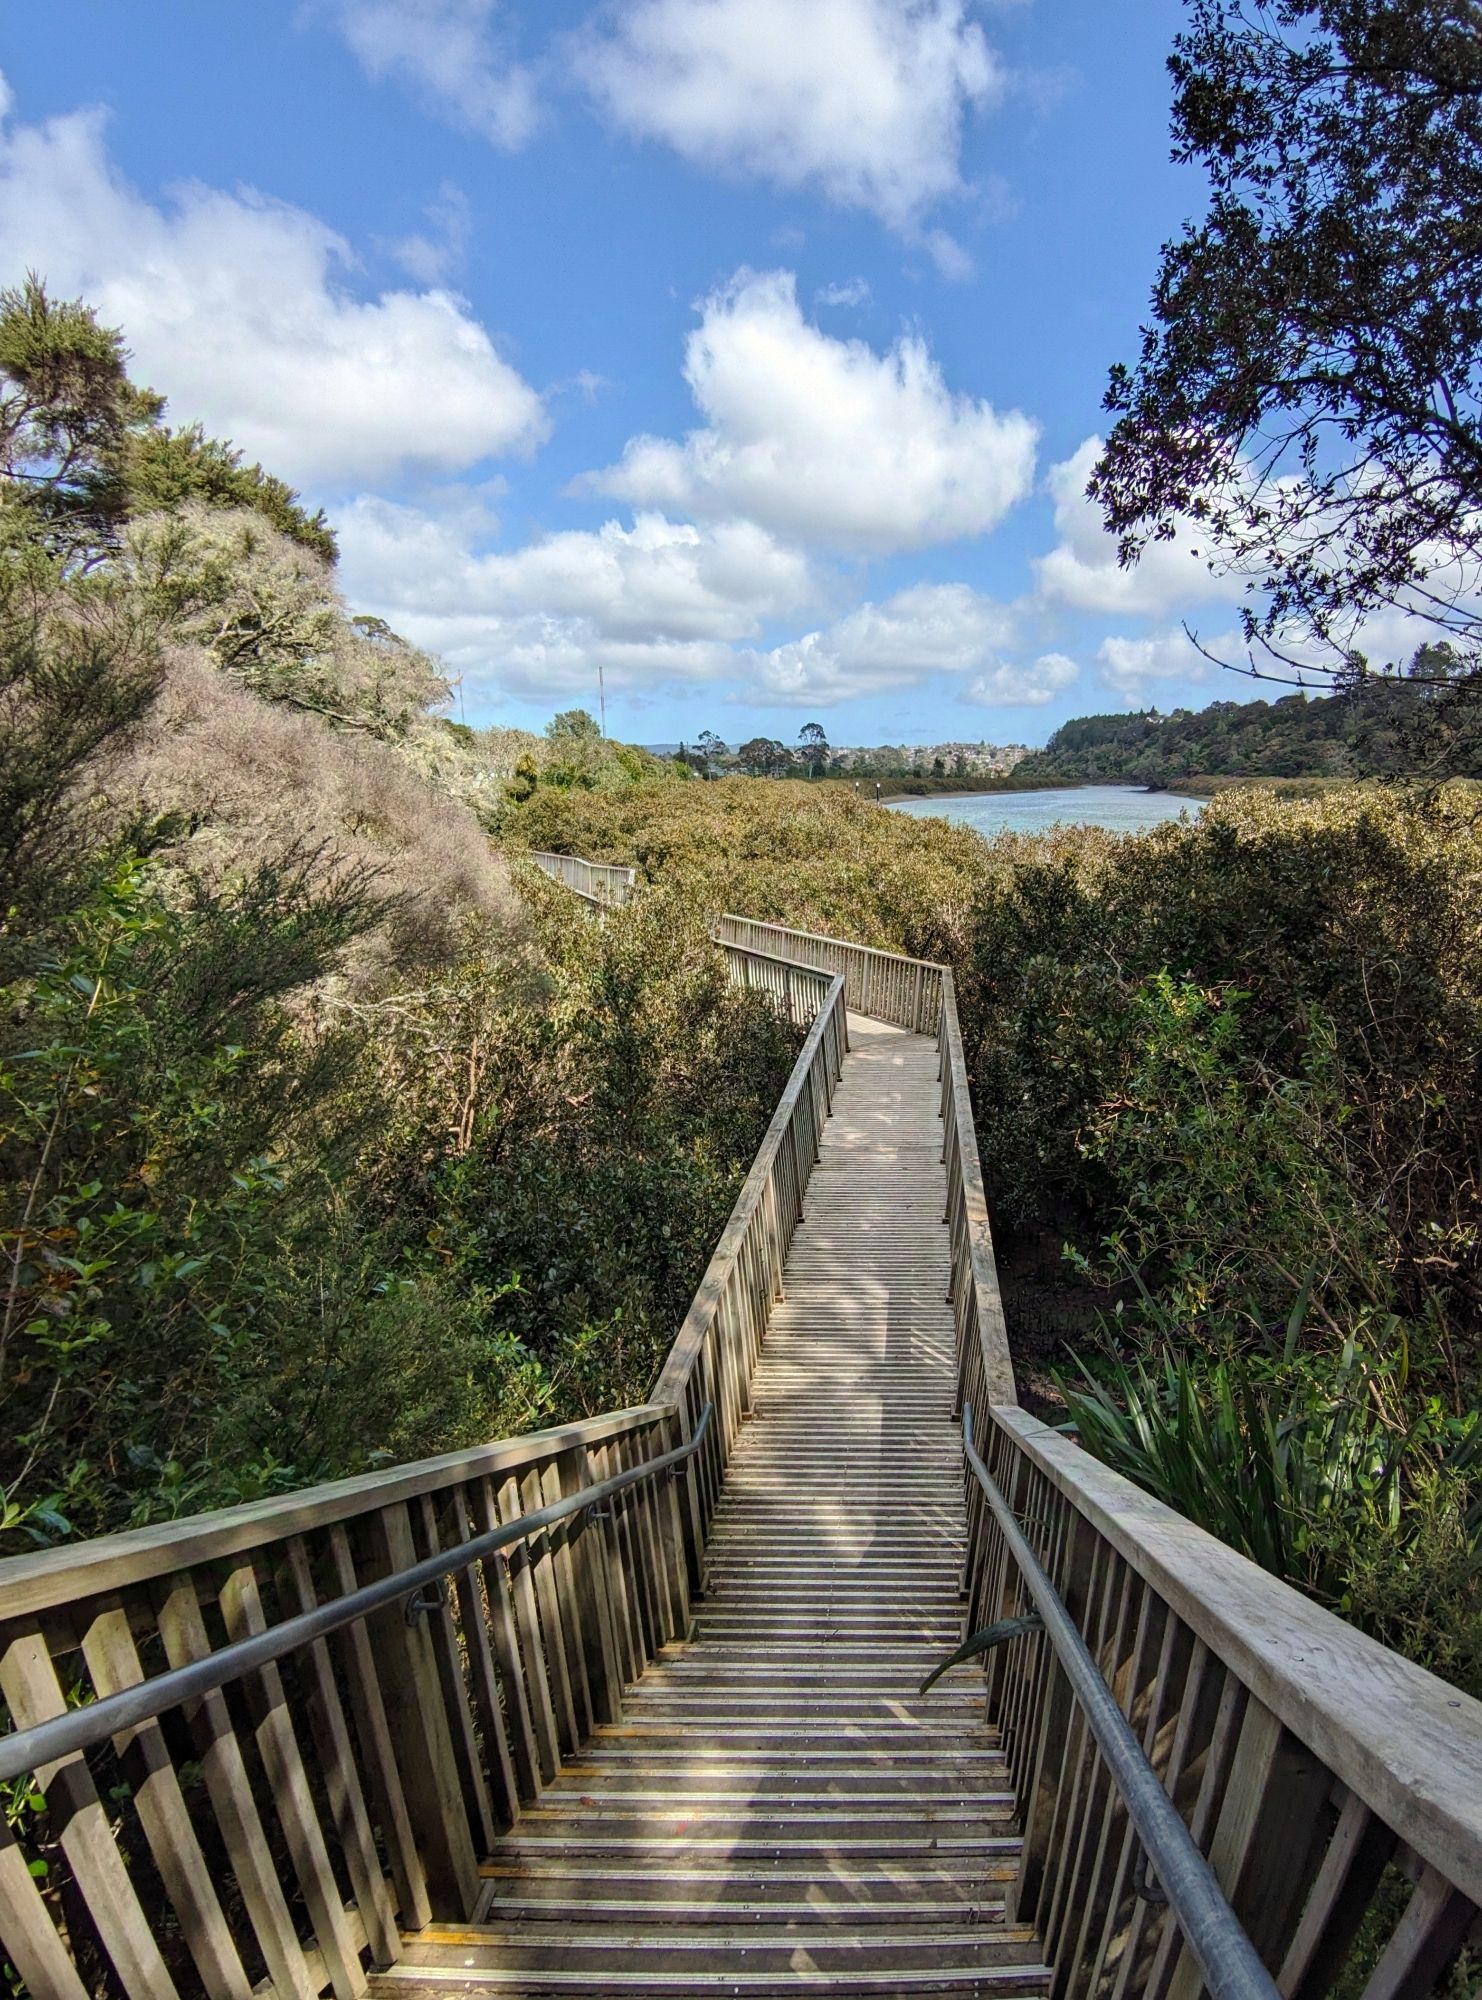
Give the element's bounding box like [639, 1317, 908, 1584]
[1096, 627, 1213, 700]
[583, 269, 1036, 553]
[816, 277, 871, 308]
[319, 0, 538, 149]
[965, 650, 1078, 706]
[337, 496, 822, 700]
[1034, 437, 1244, 617]
[0, 88, 547, 487]
[744, 582, 1017, 705]
[574, 0, 1000, 231]
[387, 181, 472, 285]
[922, 227, 974, 282]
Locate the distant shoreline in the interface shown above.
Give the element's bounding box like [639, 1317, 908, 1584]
[883, 780, 1180, 807]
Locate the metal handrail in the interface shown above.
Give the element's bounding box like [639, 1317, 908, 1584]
[0, 1404, 713, 1786]
[962, 1404, 1281, 2000]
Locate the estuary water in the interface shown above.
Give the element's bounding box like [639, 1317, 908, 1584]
[886, 783, 1205, 837]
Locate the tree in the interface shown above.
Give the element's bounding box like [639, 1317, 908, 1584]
[1092, 1, 1482, 689]
[798, 720, 830, 777]
[0, 275, 162, 569]
[0, 277, 338, 570]
[737, 736, 791, 776]
[127, 422, 336, 560]
[696, 729, 729, 774]
[546, 709, 603, 745]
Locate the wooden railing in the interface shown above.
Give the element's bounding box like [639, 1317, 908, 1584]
[968, 1405, 1482, 2000]
[747, 917, 1482, 2000]
[527, 850, 637, 907]
[712, 938, 841, 1027]
[656, 965, 847, 1544]
[713, 913, 944, 1031]
[0, 962, 847, 1998]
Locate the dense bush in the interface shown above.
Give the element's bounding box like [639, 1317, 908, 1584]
[507, 773, 989, 947]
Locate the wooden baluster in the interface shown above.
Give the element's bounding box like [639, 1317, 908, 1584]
[217, 1561, 368, 1999]
[630, 1431, 677, 1645]
[1165, 1698, 1330, 1997]
[1277, 1790, 1395, 2000]
[556, 1445, 623, 1727]
[0, 1810, 90, 2000]
[0, 1627, 182, 2000]
[444, 1489, 521, 1832]
[80, 1598, 256, 2000]
[358, 1502, 481, 1918]
[409, 1494, 498, 1855]
[528, 1456, 588, 1752]
[154, 1574, 321, 2000]
[1356, 1865, 1476, 2000]
[1109, 1634, 1216, 2000]
[279, 1539, 402, 1969]
[614, 1431, 660, 1664]
[1012, 1517, 1104, 1926]
[591, 1443, 639, 1685]
[325, 1524, 432, 1930]
[468, 1476, 544, 1804]
[1042, 1558, 1136, 1973]
[1144, 1666, 1247, 2000]
[1087, 1605, 1183, 2000]
[674, 1392, 709, 1600]
[1061, 1586, 1161, 2000]
[494, 1475, 562, 1786]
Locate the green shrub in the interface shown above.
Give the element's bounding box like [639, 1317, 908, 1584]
[1061, 1341, 1481, 1693]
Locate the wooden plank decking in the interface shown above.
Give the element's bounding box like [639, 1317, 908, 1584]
[374, 1017, 1047, 1996]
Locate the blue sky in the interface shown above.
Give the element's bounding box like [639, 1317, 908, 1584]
[2, 1, 1268, 745]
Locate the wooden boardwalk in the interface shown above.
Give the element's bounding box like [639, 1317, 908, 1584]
[376, 1018, 1047, 1995]
[6, 904, 1478, 1997]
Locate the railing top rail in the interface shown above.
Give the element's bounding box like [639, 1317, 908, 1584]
[0, 1401, 674, 1621]
[963, 1405, 1280, 2000]
[0, 1406, 712, 1787]
[707, 935, 841, 975]
[714, 913, 944, 976]
[990, 1399, 1482, 1907]
[652, 972, 846, 1407]
[938, 966, 1017, 1408]
[528, 849, 637, 883]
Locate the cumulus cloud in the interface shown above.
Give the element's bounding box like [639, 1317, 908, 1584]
[583, 269, 1037, 553]
[0, 86, 547, 487]
[744, 582, 1018, 705]
[574, 0, 1000, 233]
[319, 0, 538, 148]
[1034, 437, 1244, 617]
[337, 496, 822, 700]
[964, 651, 1079, 706]
[1096, 627, 1214, 700]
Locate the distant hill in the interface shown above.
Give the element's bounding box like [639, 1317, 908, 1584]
[1012, 681, 1475, 787]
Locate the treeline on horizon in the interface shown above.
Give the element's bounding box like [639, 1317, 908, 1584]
[661, 659, 1482, 799]
[1012, 659, 1482, 788]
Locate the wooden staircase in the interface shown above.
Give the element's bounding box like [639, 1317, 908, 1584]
[372, 1018, 1050, 1995]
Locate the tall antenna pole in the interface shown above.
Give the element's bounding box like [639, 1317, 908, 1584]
[598, 660, 607, 738]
